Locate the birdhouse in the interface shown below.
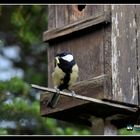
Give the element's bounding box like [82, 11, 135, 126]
[37, 5, 140, 133]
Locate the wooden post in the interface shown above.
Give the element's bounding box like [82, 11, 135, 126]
[104, 119, 118, 135]
[91, 116, 118, 135]
[91, 117, 118, 135]
[91, 117, 104, 135]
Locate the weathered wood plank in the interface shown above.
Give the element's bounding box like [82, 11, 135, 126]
[136, 5, 140, 106]
[33, 74, 107, 110]
[38, 85, 138, 116]
[71, 74, 110, 99]
[104, 5, 111, 75]
[103, 5, 112, 99]
[46, 5, 111, 99]
[55, 5, 67, 28]
[48, 5, 56, 29]
[47, 6, 56, 88]
[104, 119, 118, 135]
[43, 13, 110, 42]
[52, 26, 105, 83]
[32, 75, 104, 101]
[31, 74, 138, 113]
[47, 46, 54, 88]
[48, 5, 104, 28]
[68, 5, 104, 24]
[111, 5, 138, 105]
[91, 118, 104, 135]
[42, 101, 138, 128]
[39, 74, 108, 115]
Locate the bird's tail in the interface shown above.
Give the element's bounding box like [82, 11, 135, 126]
[47, 90, 60, 108]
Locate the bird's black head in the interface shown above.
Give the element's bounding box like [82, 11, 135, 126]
[56, 52, 72, 57]
[55, 52, 76, 72]
[55, 52, 74, 63]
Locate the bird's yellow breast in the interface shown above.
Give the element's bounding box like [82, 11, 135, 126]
[52, 65, 65, 87]
[68, 64, 79, 88]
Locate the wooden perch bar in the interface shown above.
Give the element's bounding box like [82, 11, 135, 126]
[32, 74, 107, 98]
[32, 83, 105, 103]
[31, 74, 138, 113]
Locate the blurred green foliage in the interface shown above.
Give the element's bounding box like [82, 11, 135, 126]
[11, 5, 48, 45]
[0, 77, 92, 135]
[0, 5, 92, 135]
[119, 128, 140, 135]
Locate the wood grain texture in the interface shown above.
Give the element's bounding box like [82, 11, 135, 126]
[71, 74, 110, 99]
[46, 5, 111, 99]
[39, 74, 108, 115]
[91, 118, 104, 135]
[38, 84, 138, 115]
[136, 5, 140, 106]
[52, 26, 105, 83]
[48, 5, 56, 29]
[47, 46, 54, 88]
[32, 74, 138, 116]
[33, 74, 107, 102]
[104, 119, 118, 135]
[103, 5, 112, 99]
[47, 5, 104, 29]
[38, 80, 138, 128]
[68, 5, 104, 25]
[111, 5, 138, 105]
[43, 13, 110, 42]
[42, 101, 138, 128]
[104, 5, 112, 75]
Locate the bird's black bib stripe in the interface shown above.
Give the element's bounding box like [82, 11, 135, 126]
[58, 59, 75, 91]
[58, 73, 70, 90]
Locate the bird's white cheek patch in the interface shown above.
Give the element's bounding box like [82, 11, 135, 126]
[62, 54, 73, 62]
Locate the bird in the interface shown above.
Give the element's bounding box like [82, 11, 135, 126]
[47, 52, 79, 108]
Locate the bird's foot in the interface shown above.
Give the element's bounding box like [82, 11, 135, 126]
[54, 87, 60, 94]
[71, 90, 76, 97]
[68, 90, 76, 97]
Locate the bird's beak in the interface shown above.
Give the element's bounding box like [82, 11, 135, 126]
[55, 57, 60, 64]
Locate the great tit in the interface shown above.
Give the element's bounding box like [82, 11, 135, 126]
[47, 52, 79, 108]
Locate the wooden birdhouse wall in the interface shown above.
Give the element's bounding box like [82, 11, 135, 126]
[44, 5, 112, 101]
[42, 5, 140, 119]
[48, 5, 104, 29]
[111, 5, 140, 105]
